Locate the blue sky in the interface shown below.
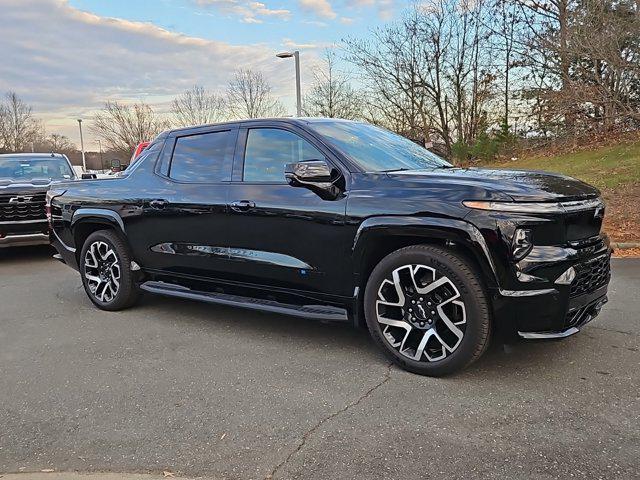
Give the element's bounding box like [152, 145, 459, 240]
[69, 0, 396, 47]
[1, 0, 403, 147]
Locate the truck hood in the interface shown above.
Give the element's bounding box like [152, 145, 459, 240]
[0, 178, 58, 195]
[388, 167, 600, 202]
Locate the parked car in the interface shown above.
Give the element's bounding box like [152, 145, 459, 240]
[0, 153, 77, 248]
[48, 119, 611, 376]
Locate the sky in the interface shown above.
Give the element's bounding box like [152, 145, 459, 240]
[0, 0, 404, 148]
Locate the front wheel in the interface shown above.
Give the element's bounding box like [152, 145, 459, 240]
[364, 245, 491, 376]
[79, 229, 139, 311]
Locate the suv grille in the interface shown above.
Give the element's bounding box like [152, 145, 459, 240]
[0, 193, 47, 222]
[570, 254, 610, 297]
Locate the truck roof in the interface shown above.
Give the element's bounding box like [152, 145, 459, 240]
[167, 117, 357, 136]
[0, 152, 68, 158]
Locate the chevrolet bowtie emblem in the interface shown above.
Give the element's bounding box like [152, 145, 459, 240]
[9, 196, 33, 203]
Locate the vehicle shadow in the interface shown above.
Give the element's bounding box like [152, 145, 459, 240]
[0, 244, 55, 264]
[134, 290, 605, 381]
[1, 245, 619, 380]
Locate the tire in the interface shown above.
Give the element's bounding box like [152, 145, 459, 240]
[364, 245, 491, 376]
[79, 229, 139, 311]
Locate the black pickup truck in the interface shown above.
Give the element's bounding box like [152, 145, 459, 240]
[48, 118, 611, 376]
[0, 153, 77, 248]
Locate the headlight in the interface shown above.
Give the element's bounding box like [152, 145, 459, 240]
[463, 198, 603, 214]
[512, 228, 533, 261]
[462, 200, 563, 213]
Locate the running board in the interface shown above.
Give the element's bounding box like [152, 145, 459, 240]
[140, 280, 349, 321]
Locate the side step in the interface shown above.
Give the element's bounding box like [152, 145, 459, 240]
[140, 280, 349, 321]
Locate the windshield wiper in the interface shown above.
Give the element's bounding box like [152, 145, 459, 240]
[382, 167, 412, 172]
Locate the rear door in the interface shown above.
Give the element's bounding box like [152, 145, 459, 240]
[129, 126, 237, 280]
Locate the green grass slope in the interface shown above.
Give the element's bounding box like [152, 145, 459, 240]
[491, 141, 640, 190]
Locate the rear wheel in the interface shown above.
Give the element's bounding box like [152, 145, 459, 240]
[364, 245, 491, 376]
[79, 229, 139, 311]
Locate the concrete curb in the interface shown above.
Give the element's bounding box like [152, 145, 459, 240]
[0, 474, 202, 480]
[612, 242, 640, 249]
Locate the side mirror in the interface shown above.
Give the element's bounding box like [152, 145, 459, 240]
[284, 159, 343, 200]
[285, 159, 333, 184]
[81, 173, 97, 180]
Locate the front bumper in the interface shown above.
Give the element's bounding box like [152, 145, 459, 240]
[0, 219, 50, 248]
[492, 236, 611, 338]
[0, 232, 50, 248]
[517, 290, 607, 339]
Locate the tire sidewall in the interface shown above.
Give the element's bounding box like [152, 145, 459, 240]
[364, 246, 489, 376]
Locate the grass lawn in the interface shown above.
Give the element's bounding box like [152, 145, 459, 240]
[488, 140, 640, 244]
[490, 141, 640, 190]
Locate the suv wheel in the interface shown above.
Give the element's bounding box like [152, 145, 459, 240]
[364, 245, 491, 376]
[79, 230, 139, 311]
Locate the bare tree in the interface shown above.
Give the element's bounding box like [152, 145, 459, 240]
[226, 69, 285, 119]
[91, 101, 168, 156]
[171, 85, 225, 127]
[0, 92, 41, 152]
[488, 0, 521, 132]
[513, 0, 640, 136]
[303, 51, 363, 119]
[345, 0, 496, 158]
[345, 10, 433, 147]
[45, 133, 76, 153]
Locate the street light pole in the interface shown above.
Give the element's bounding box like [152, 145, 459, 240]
[98, 140, 104, 171]
[293, 51, 301, 117]
[77, 119, 86, 172]
[276, 50, 302, 117]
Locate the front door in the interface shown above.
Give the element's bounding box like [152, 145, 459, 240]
[224, 126, 352, 297]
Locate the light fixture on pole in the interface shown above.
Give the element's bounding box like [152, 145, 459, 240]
[276, 50, 301, 117]
[77, 119, 86, 172]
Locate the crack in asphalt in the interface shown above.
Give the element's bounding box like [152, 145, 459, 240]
[265, 362, 393, 480]
[591, 325, 640, 338]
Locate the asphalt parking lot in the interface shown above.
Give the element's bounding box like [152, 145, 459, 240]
[0, 246, 638, 479]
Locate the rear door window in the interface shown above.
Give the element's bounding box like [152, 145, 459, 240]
[169, 130, 235, 183]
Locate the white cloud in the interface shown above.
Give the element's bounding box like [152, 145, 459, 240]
[195, 0, 291, 23]
[281, 38, 336, 50]
[298, 0, 337, 20]
[0, 0, 295, 145]
[345, 0, 396, 19]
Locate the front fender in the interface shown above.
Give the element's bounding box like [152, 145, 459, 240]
[352, 216, 500, 289]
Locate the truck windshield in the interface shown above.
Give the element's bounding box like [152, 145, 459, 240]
[310, 121, 451, 172]
[0, 156, 74, 182]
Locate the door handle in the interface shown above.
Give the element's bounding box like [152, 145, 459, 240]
[149, 199, 168, 209]
[230, 200, 256, 212]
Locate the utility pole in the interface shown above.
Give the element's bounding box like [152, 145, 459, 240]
[77, 119, 86, 172]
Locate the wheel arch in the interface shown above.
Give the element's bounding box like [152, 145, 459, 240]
[71, 209, 127, 263]
[351, 216, 499, 327]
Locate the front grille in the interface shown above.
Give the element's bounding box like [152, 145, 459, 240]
[570, 254, 610, 297]
[0, 193, 47, 222]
